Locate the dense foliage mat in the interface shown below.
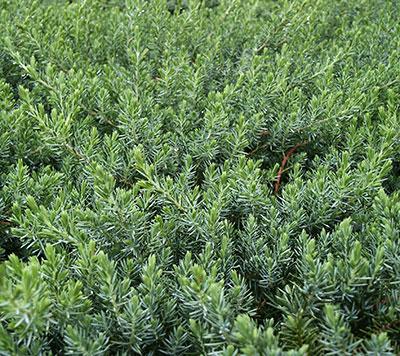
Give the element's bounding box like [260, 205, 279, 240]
[0, 0, 400, 354]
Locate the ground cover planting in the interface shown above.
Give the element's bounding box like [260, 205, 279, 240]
[0, 0, 400, 354]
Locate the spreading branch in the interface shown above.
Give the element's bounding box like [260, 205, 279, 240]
[274, 142, 307, 194]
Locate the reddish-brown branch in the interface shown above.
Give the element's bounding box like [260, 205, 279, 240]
[256, 299, 267, 317]
[0, 220, 12, 225]
[379, 319, 400, 331]
[274, 142, 307, 194]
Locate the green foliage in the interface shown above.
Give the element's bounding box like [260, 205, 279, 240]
[0, 0, 399, 353]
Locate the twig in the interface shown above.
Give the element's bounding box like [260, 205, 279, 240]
[63, 143, 87, 162]
[247, 143, 268, 157]
[0, 220, 12, 225]
[379, 319, 400, 331]
[256, 299, 267, 313]
[274, 142, 307, 194]
[246, 130, 270, 157]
